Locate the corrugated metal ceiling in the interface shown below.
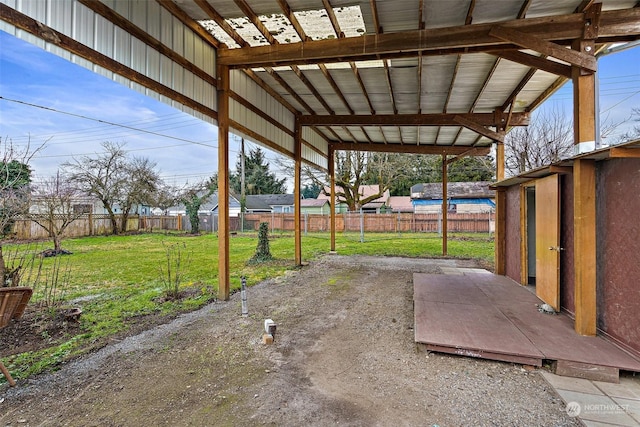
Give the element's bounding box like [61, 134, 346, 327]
[183, 0, 639, 149]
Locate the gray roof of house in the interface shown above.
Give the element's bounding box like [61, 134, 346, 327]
[245, 194, 295, 210]
[411, 181, 494, 199]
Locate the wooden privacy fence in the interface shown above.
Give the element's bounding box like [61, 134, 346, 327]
[9, 212, 493, 240]
[240, 212, 494, 234]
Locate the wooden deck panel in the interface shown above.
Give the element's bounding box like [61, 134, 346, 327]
[414, 272, 640, 376]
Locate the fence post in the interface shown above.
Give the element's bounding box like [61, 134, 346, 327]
[360, 208, 364, 243]
[438, 209, 442, 236]
[304, 212, 308, 235]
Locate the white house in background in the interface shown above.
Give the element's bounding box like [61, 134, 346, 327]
[29, 195, 152, 216]
[245, 194, 295, 213]
[166, 191, 242, 217]
[410, 181, 495, 214]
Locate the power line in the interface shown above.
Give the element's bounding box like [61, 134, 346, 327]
[0, 96, 216, 149]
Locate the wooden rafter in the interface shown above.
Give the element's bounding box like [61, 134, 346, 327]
[489, 26, 597, 72]
[0, 3, 217, 120]
[517, 0, 533, 19]
[156, 0, 220, 48]
[368, 0, 401, 142]
[323, 0, 381, 144]
[450, 1, 494, 146]
[451, 1, 501, 147]
[492, 50, 571, 78]
[300, 112, 529, 127]
[329, 142, 490, 156]
[80, 0, 217, 87]
[217, 8, 640, 68]
[453, 115, 505, 143]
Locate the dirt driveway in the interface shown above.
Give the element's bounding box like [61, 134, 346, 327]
[1, 255, 579, 426]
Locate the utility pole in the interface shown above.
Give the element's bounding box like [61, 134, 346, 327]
[240, 138, 246, 212]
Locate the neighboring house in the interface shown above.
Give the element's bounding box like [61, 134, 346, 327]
[387, 196, 413, 213]
[411, 181, 495, 213]
[245, 194, 295, 213]
[166, 191, 241, 217]
[30, 195, 152, 216]
[317, 185, 390, 213]
[300, 198, 331, 215]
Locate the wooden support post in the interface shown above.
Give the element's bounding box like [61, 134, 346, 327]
[572, 34, 597, 336]
[294, 117, 302, 266]
[217, 64, 230, 301]
[574, 159, 597, 336]
[442, 155, 448, 256]
[496, 142, 505, 182]
[329, 148, 336, 252]
[494, 189, 507, 275]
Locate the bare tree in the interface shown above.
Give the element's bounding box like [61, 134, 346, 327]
[615, 107, 640, 143]
[153, 184, 180, 215]
[301, 151, 395, 211]
[64, 142, 127, 234]
[64, 142, 161, 234]
[505, 107, 573, 175]
[29, 171, 84, 253]
[117, 156, 161, 232]
[1, 137, 43, 286]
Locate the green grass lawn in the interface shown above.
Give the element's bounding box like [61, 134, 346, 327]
[1, 231, 493, 381]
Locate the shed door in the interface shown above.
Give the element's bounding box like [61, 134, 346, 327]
[535, 174, 561, 311]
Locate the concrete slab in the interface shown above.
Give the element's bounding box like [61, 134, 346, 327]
[540, 371, 603, 395]
[611, 397, 640, 423]
[555, 389, 639, 426]
[596, 375, 640, 401]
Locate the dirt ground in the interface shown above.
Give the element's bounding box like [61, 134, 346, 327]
[0, 255, 579, 426]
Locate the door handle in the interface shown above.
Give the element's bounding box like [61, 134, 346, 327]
[548, 246, 564, 252]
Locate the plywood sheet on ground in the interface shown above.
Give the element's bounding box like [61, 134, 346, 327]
[414, 272, 640, 372]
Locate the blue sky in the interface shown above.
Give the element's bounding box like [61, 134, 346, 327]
[1, 30, 639, 187]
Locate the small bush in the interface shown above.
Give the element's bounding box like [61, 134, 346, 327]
[249, 222, 272, 263]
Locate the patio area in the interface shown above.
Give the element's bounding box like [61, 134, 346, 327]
[414, 269, 640, 383]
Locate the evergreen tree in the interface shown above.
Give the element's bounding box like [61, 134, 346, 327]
[230, 147, 287, 195]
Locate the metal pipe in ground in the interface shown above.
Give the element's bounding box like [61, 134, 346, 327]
[241, 276, 248, 317]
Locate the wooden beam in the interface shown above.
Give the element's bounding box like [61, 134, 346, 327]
[156, 0, 221, 48]
[572, 31, 597, 336]
[573, 159, 596, 336]
[549, 165, 573, 174]
[195, 0, 246, 47]
[294, 117, 302, 266]
[217, 8, 640, 67]
[0, 3, 218, 120]
[495, 189, 507, 275]
[328, 148, 336, 252]
[496, 143, 505, 181]
[609, 147, 640, 158]
[572, 40, 596, 146]
[79, 0, 217, 87]
[492, 50, 572, 78]
[217, 64, 231, 302]
[442, 156, 448, 256]
[300, 112, 529, 127]
[329, 143, 490, 156]
[453, 115, 505, 142]
[489, 26, 597, 72]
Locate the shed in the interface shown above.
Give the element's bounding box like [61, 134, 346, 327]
[492, 139, 640, 357]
